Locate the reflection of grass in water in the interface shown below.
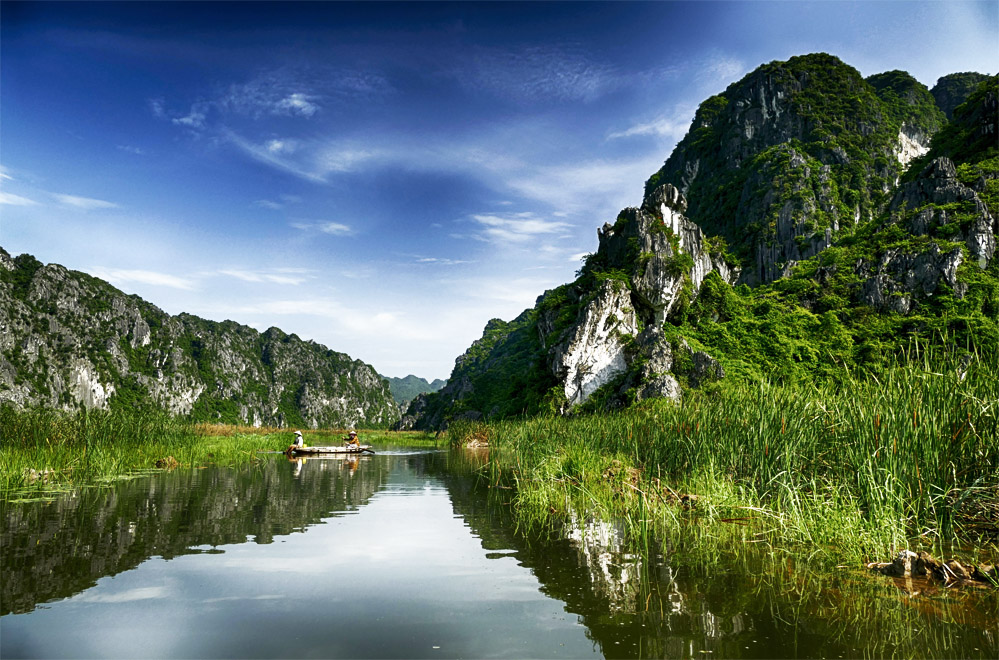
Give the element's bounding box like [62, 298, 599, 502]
[443, 443, 998, 658]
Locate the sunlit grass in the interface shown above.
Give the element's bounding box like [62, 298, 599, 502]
[451, 349, 999, 565]
[0, 409, 437, 499]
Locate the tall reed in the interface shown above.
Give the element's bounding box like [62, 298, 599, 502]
[471, 349, 998, 562]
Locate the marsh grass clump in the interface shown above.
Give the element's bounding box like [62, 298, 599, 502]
[479, 350, 999, 565]
[0, 406, 275, 497]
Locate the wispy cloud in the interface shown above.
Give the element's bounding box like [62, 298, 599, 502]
[607, 106, 695, 141]
[117, 144, 145, 155]
[291, 220, 355, 236]
[172, 101, 209, 128]
[218, 268, 309, 285]
[90, 268, 196, 290]
[466, 212, 572, 244]
[414, 256, 474, 266]
[222, 129, 326, 183]
[459, 44, 619, 103]
[52, 193, 119, 210]
[0, 191, 38, 206]
[78, 587, 167, 604]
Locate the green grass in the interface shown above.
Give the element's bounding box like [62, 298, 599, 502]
[451, 350, 999, 566]
[0, 409, 442, 499]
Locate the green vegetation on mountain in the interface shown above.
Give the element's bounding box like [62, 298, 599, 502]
[0, 250, 399, 428]
[931, 71, 992, 120]
[644, 54, 946, 275]
[383, 374, 446, 405]
[415, 59, 996, 430]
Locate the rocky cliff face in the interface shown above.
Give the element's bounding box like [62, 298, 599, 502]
[931, 72, 992, 120]
[0, 249, 399, 428]
[405, 184, 731, 428]
[403, 63, 996, 431]
[644, 54, 946, 286]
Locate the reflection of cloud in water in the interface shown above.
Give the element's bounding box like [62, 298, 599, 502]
[202, 595, 284, 603]
[78, 586, 168, 603]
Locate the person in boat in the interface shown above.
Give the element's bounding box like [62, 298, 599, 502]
[343, 430, 360, 448]
[286, 430, 305, 454]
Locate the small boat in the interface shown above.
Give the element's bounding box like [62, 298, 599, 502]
[288, 444, 374, 455]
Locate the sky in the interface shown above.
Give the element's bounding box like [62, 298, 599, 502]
[1, 1, 996, 381]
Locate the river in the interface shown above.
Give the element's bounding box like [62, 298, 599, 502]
[1, 448, 996, 658]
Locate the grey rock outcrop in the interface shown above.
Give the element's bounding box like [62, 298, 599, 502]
[538, 185, 731, 410]
[0, 248, 399, 428]
[547, 280, 639, 409]
[857, 243, 966, 314]
[890, 157, 996, 267]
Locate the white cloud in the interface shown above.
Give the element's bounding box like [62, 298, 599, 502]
[90, 268, 196, 290]
[266, 139, 298, 154]
[172, 102, 208, 128]
[469, 212, 572, 244]
[254, 199, 284, 210]
[275, 92, 320, 117]
[319, 222, 354, 236]
[290, 220, 355, 236]
[117, 144, 145, 155]
[218, 269, 308, 285]
[52, 193, 119, 210]
[0, 191, 38, 206]
[415, 257, 474, 266]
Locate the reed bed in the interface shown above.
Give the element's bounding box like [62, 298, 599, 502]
[0, 409, 441, 498]
[456, 350, 999, 564]
[0, 407, 278, 496]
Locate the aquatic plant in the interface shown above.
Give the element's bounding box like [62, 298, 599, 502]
[468, 348, 998, 564]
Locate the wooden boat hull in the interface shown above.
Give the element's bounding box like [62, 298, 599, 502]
[289, 445, 373, 455]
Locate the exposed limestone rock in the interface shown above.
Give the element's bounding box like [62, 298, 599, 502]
[0, 248, 399, 427]
[895, 124, 930, 167]
[549, 280, 639, 410]
[734, 146, 842, 285]
[857, 243, 966, 315]
[890, 157, 996, 267]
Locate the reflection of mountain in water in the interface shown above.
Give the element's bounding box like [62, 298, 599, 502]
[437, 449, 754, 658]
[1, 455, 386, 615]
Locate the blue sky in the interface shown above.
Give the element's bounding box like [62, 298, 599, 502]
[1, 1, 996, 381]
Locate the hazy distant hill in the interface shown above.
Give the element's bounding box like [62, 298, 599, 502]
[383, 374, 446, 405]
[0, 249, 400, 428]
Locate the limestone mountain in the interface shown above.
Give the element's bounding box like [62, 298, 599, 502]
[644, 53, 947, 285]
[0, 249, 400, 428]
[931, 72, 991, 120]
[383, 374, 446, 406]
[405, 57, 996, 430]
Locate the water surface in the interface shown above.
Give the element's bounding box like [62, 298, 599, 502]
[2, 448, 996, 658]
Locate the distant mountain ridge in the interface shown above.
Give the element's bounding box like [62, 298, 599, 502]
[383, 374, 446, 405]
[0, 249, 400, 428]
[402, 55, 997, 430]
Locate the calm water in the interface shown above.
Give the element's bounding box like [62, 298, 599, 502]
[2, 448, 996, 659]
